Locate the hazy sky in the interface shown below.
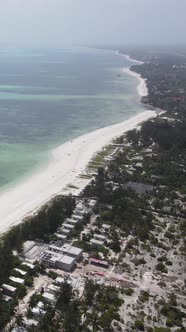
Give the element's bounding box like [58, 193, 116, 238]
[0, 0, 185, 47]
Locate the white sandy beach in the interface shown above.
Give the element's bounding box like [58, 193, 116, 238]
[0, 58, 154, 234]
[123, 54, 144, 65]
[123, 67, 148, 97]
[116, 51, 148, 97]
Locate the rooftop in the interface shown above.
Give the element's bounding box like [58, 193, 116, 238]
[68, 246, 83, 256]
[102, 224, 111, 229]
[2, 284, 16, 292]
[124, 181, 154, 195]
[65, 218, 78, 224]
[88, 199, 97, 207]
[2, 295, 12, 302]
[42, 292, 56, 302]
[23, 241, 35, 254]
[90, 257, 108, 266]
[14, 268, 27, 276]
[59, 255, 75, 265]
[31, 307, 46, 316]
[94, 234, 106, 240]
[63, 223, 75, 229]
[55, 277, 65, 284]
[90, 239, 104, 246]
[9, 276, 24, 285]
[47, 284, 60, 293]
[61, 243, 72, 252]
[72, 214, 83, 220]
[61, 228, 71, 234]
[21, 262, 35, 269]
[54, 233, 67, 240]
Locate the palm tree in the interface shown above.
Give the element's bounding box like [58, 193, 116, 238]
[15, 313, 24, 327]
[88, 311, 101, 332]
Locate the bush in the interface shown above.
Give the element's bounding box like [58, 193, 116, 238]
[155, 262, 167, 273]
[134, 319, 144, 331]
[48, 271, 58, 279]
[157, 256, 167, 262]
[165, 260, 172, 266]
[123, 288, 134, 296]
[134, 258, 146, 266]
[139, 291, 150, 303]
[154, 328, 171, 332]
[25, 275, 34, 287]
[146, 327, 153, 332]
[160, 303, 185, 327]
[166, 318, 173, 327]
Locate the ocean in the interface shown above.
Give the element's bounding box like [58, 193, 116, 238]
[0, 47, 143, 191]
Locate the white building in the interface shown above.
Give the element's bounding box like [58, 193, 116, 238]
[102, 224, 111, 230]
[49, 243, 83, 261]
[42, 292, 56, 305]
[2, 284, 16, 296]
[63, 223, 75, 230]
[55, 277, 65, 285]
[65, 218, 79, 225]
[88, 199, 97, 209]
[31, 306, 46, 317]
[71, 214, 84, 221]
[54, 233, 67, 241]
[58, 255, 76, 272]
[90, 239, 104, 246]
[9, 276, 25, 285]
[94, 234, 106, 241]
[2, 295, 12, 302]
[66, 246, 83, 261]
[47, 284, 60, 295]
[14, 268, 27, 276]
[41, 251, 76, 272]
[41, 242, 83, 271]
[21, 262, 35, 270]
[60, 228, 71, 235]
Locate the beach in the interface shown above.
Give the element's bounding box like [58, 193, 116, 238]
[123, 67, 148, 97]
[116, 51, 148, 97]
[0, 56, 154, 234]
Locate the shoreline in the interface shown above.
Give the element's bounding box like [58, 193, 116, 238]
[0, 54, 153, 234]
[116, 51, 144, 65]
[116, 51, 148, 97]
[0, 111, 156, 234]
[123, 67, 148, 97]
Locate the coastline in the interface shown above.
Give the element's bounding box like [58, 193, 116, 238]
[0, 111, 156, 234]
[0, 54, 154, 234]
[123, 67, 148, 98]
[116, 50, 144, 64]
[116, 51, 148, 97]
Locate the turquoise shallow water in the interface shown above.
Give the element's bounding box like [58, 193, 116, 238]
[0, 47, 143, 190]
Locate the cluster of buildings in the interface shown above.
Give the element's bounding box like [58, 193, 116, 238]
[12, 275, 85, 332]
[90, 223, 110, 246]
[1, 262, 35, 302]
[54, 199, 96, 240]
[23, 199, 97, 272]
[41, 242, 83, 272]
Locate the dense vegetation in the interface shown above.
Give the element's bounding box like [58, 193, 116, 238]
[0, 195, 75, 329]
[26, 279, 123, 332]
